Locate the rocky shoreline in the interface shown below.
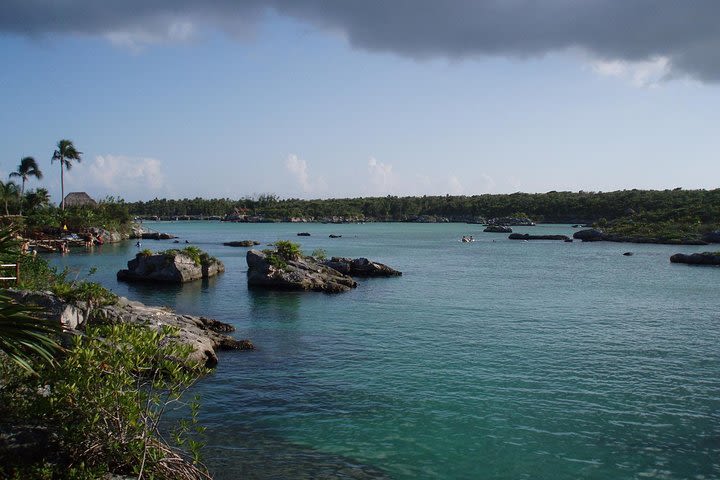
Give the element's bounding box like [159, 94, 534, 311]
[573, 228, 719, 245]
[6, 289, 253, 368]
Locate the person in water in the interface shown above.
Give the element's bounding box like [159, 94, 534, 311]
[136, 241, 142, 248]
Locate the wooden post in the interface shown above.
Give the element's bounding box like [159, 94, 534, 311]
[15, 263, 20, 285]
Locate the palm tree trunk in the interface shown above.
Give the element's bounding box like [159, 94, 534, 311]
[60, 160, 65, 210]
[4, 200, 8, 216]
[19, 179, 25, 216]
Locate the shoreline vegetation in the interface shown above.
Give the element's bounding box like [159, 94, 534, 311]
[0, 224, 253, 479]
[125, 189, 720, 246]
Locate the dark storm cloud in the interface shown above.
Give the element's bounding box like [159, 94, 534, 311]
[2, 1, 719, 82]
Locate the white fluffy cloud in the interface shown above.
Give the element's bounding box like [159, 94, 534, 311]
[285, 154, 326, 194]
[368, 157, 394, 192]
[66, 155, 167, 199]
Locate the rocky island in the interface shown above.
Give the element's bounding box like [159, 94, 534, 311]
[670, 252, 720, 266]
[246, 241, 401, 293]
[117, 246, 224, 283]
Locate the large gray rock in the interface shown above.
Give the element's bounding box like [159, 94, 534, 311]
[223, 240, 260, 247]
[573, 229, 605, 241]
[323, 257, 402, 277]
[7, 289, 253, 368]
[483, 225, 512, 233]
[670, 252, 720, 266]
[246, 250, 357, 293]
[117, 252, 224, 284]
[5, 290, 84, 330]
[508, 233, 570, 241]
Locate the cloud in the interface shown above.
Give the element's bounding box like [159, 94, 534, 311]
[2, 2, 720, 82]
[285, 154, 326, 194]
[66, 155, 166, 199]
[368, 157, 394, 192]
[591, 56, 671, 87]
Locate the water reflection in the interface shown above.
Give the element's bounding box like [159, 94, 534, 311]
[248, 289, 302, 323]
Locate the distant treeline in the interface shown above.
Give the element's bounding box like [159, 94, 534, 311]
[125, 189, 720, 224]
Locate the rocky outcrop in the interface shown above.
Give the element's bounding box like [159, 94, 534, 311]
[297, 232, 311, 236]
[670, 252, 720, 266]
[246, 250, 357, 293]
[573, 228, 708, 245]
[6, 290, 253, 368]
[483, 225, 512, 233]
[508, 233, 570, 241]
[223, 240, 260, 247]
[702, 231, 720, 244]
[573, 229, 605, 242]
[487, 217, 535, 226]
[323, 257, 402, 277]
[117, 251, 224, 284]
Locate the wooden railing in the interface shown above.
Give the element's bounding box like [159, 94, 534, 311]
[0, 263, 19, 285]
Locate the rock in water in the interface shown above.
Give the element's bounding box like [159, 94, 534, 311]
[573, 229, 605, 242]
[223, 240, 260, 247]
[246, 249, 357, 293]
[323, 257, 402, 277]
[670, 252, 720, 266]
[483, 225, 512, 233]
[117, 251, 224, 284]
[508, 233, 570, 241]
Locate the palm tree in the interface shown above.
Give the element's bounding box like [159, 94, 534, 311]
[9, 156, 43, 215]
[24, 187, 51, 212]
[51, 139, 82, 210]
[0, 181, 19, 215]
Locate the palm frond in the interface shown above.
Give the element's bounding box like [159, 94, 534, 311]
[0, 294, 62, 374]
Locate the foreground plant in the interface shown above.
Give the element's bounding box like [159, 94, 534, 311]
[1, 323, 211, 479]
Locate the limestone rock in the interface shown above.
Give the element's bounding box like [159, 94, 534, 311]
[573, 229, 605, 241]
[483, 225, 512, 233]
[323, 257, 402, 277]
[670, 252, 720, 266]
[223, 240, 260, 247]
[508, 233, 570, 241]
[117, 252, 224, 284]
[6, 290, 252, 368]
[246, 250, 357, 293]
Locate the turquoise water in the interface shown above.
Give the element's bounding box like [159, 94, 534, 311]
[50, 222, 720, 479]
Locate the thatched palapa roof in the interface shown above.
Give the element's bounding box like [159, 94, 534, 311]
[64, 192, 97, 208]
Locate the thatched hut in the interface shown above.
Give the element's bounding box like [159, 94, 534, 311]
[63, 192, 97, 208]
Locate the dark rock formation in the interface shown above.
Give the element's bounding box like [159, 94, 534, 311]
[323, 257, 402, 277]
[246, 250, 357, 293]
[508, 233, 570, 241]
[623, 252, 634, 256]
[117, 252, 224, 284]
[486, 217, 535, 226]
[573, 229, 605, 242]
[702, 231, 720, 243]
[223, 240, 260, 247]
[574, 228, 708, 245]
[329, 234, 342, 238]
[670, 252, 720, 266]
[483, 225, 512, 233]
[297, 232, 311, 236]
[6, 289, 253, 368]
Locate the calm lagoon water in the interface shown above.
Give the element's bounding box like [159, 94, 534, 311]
[50, 222, 720, 479]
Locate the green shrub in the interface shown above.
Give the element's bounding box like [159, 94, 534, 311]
[0, 323, 210, 479]
[311, 248, 327, 260]
[274, 240, 302, 260]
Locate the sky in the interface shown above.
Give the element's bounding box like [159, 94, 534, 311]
[1, 1, 719, 202]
